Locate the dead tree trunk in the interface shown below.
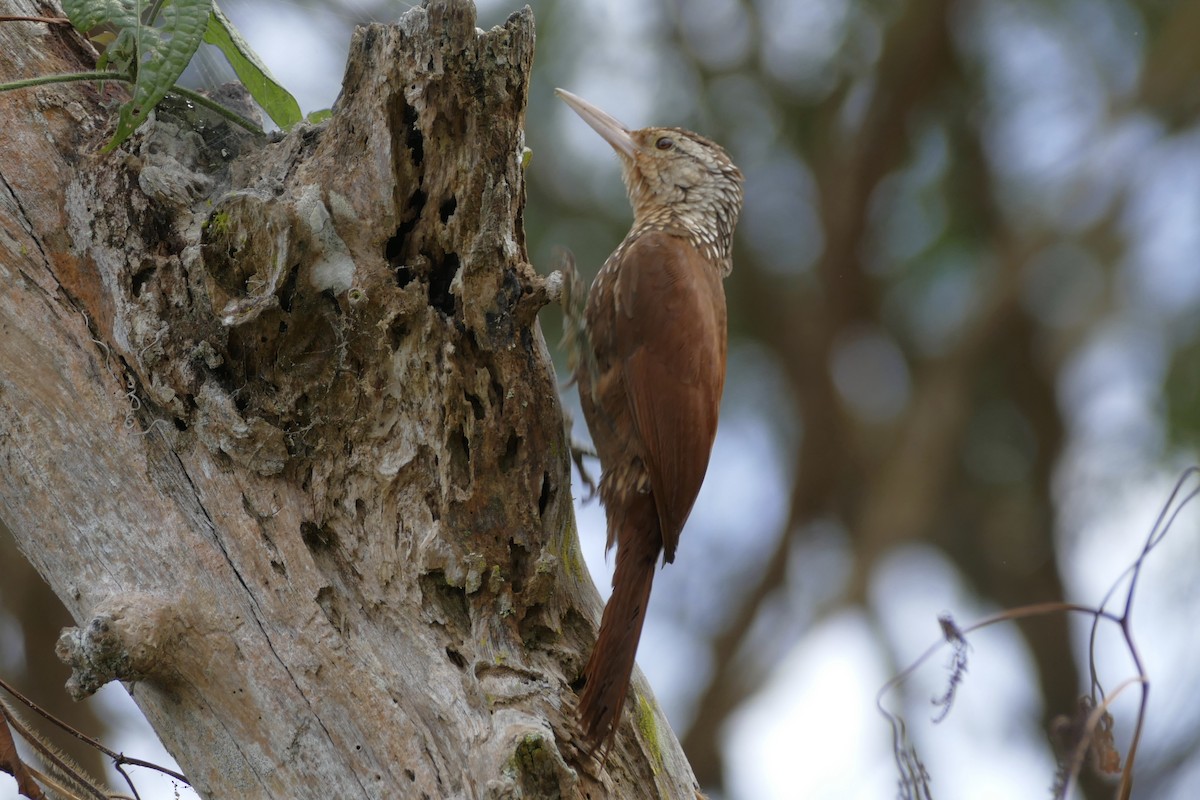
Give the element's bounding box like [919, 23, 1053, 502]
[0, 1, 698, 797]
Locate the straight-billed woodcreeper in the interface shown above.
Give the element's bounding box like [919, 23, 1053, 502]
[555, 89, 744, 749]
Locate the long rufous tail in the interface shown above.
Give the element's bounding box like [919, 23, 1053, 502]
[578, 494, 662, 749]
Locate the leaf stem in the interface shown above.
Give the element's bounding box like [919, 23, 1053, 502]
[0, 15, 73, 24]
[0, 71, 264, 135]
[170, 83, 264, 134]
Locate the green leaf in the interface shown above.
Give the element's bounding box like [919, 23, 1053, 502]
[102, 0, 213, 152]
[95, 25, 137, 75]
[62, 0, 139, 32]
[203, 2, 301, 130]
[306, 108, 332, 124]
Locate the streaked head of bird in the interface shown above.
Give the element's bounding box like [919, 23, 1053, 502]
[556, 89, 744, 275]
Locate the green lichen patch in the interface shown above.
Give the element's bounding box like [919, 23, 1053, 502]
[636, 693, 664, 775]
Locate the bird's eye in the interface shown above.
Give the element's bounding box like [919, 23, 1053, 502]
[655, 136, 674, 151]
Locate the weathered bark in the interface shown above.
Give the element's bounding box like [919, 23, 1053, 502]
[0, 1, 699, 797]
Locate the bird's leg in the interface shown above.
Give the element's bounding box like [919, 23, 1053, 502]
[553, 247, 601, 500]
[561, 406, 599, 501]
[571, 438, 600, 502]
[555, 247, 599, 391]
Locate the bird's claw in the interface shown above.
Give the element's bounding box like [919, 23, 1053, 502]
[571, 438, 599, 502]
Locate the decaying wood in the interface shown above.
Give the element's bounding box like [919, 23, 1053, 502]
[0, 1, 699, 796]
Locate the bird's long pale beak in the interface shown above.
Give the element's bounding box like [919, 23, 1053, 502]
[555, 88, 637, 159]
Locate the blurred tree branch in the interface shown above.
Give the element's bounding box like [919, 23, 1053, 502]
[660, 0, 1104, 795]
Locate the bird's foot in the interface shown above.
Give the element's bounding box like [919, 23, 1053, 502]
[571, 438, 599, 502]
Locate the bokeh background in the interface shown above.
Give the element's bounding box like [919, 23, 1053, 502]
[4, 0, 1200, 798]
